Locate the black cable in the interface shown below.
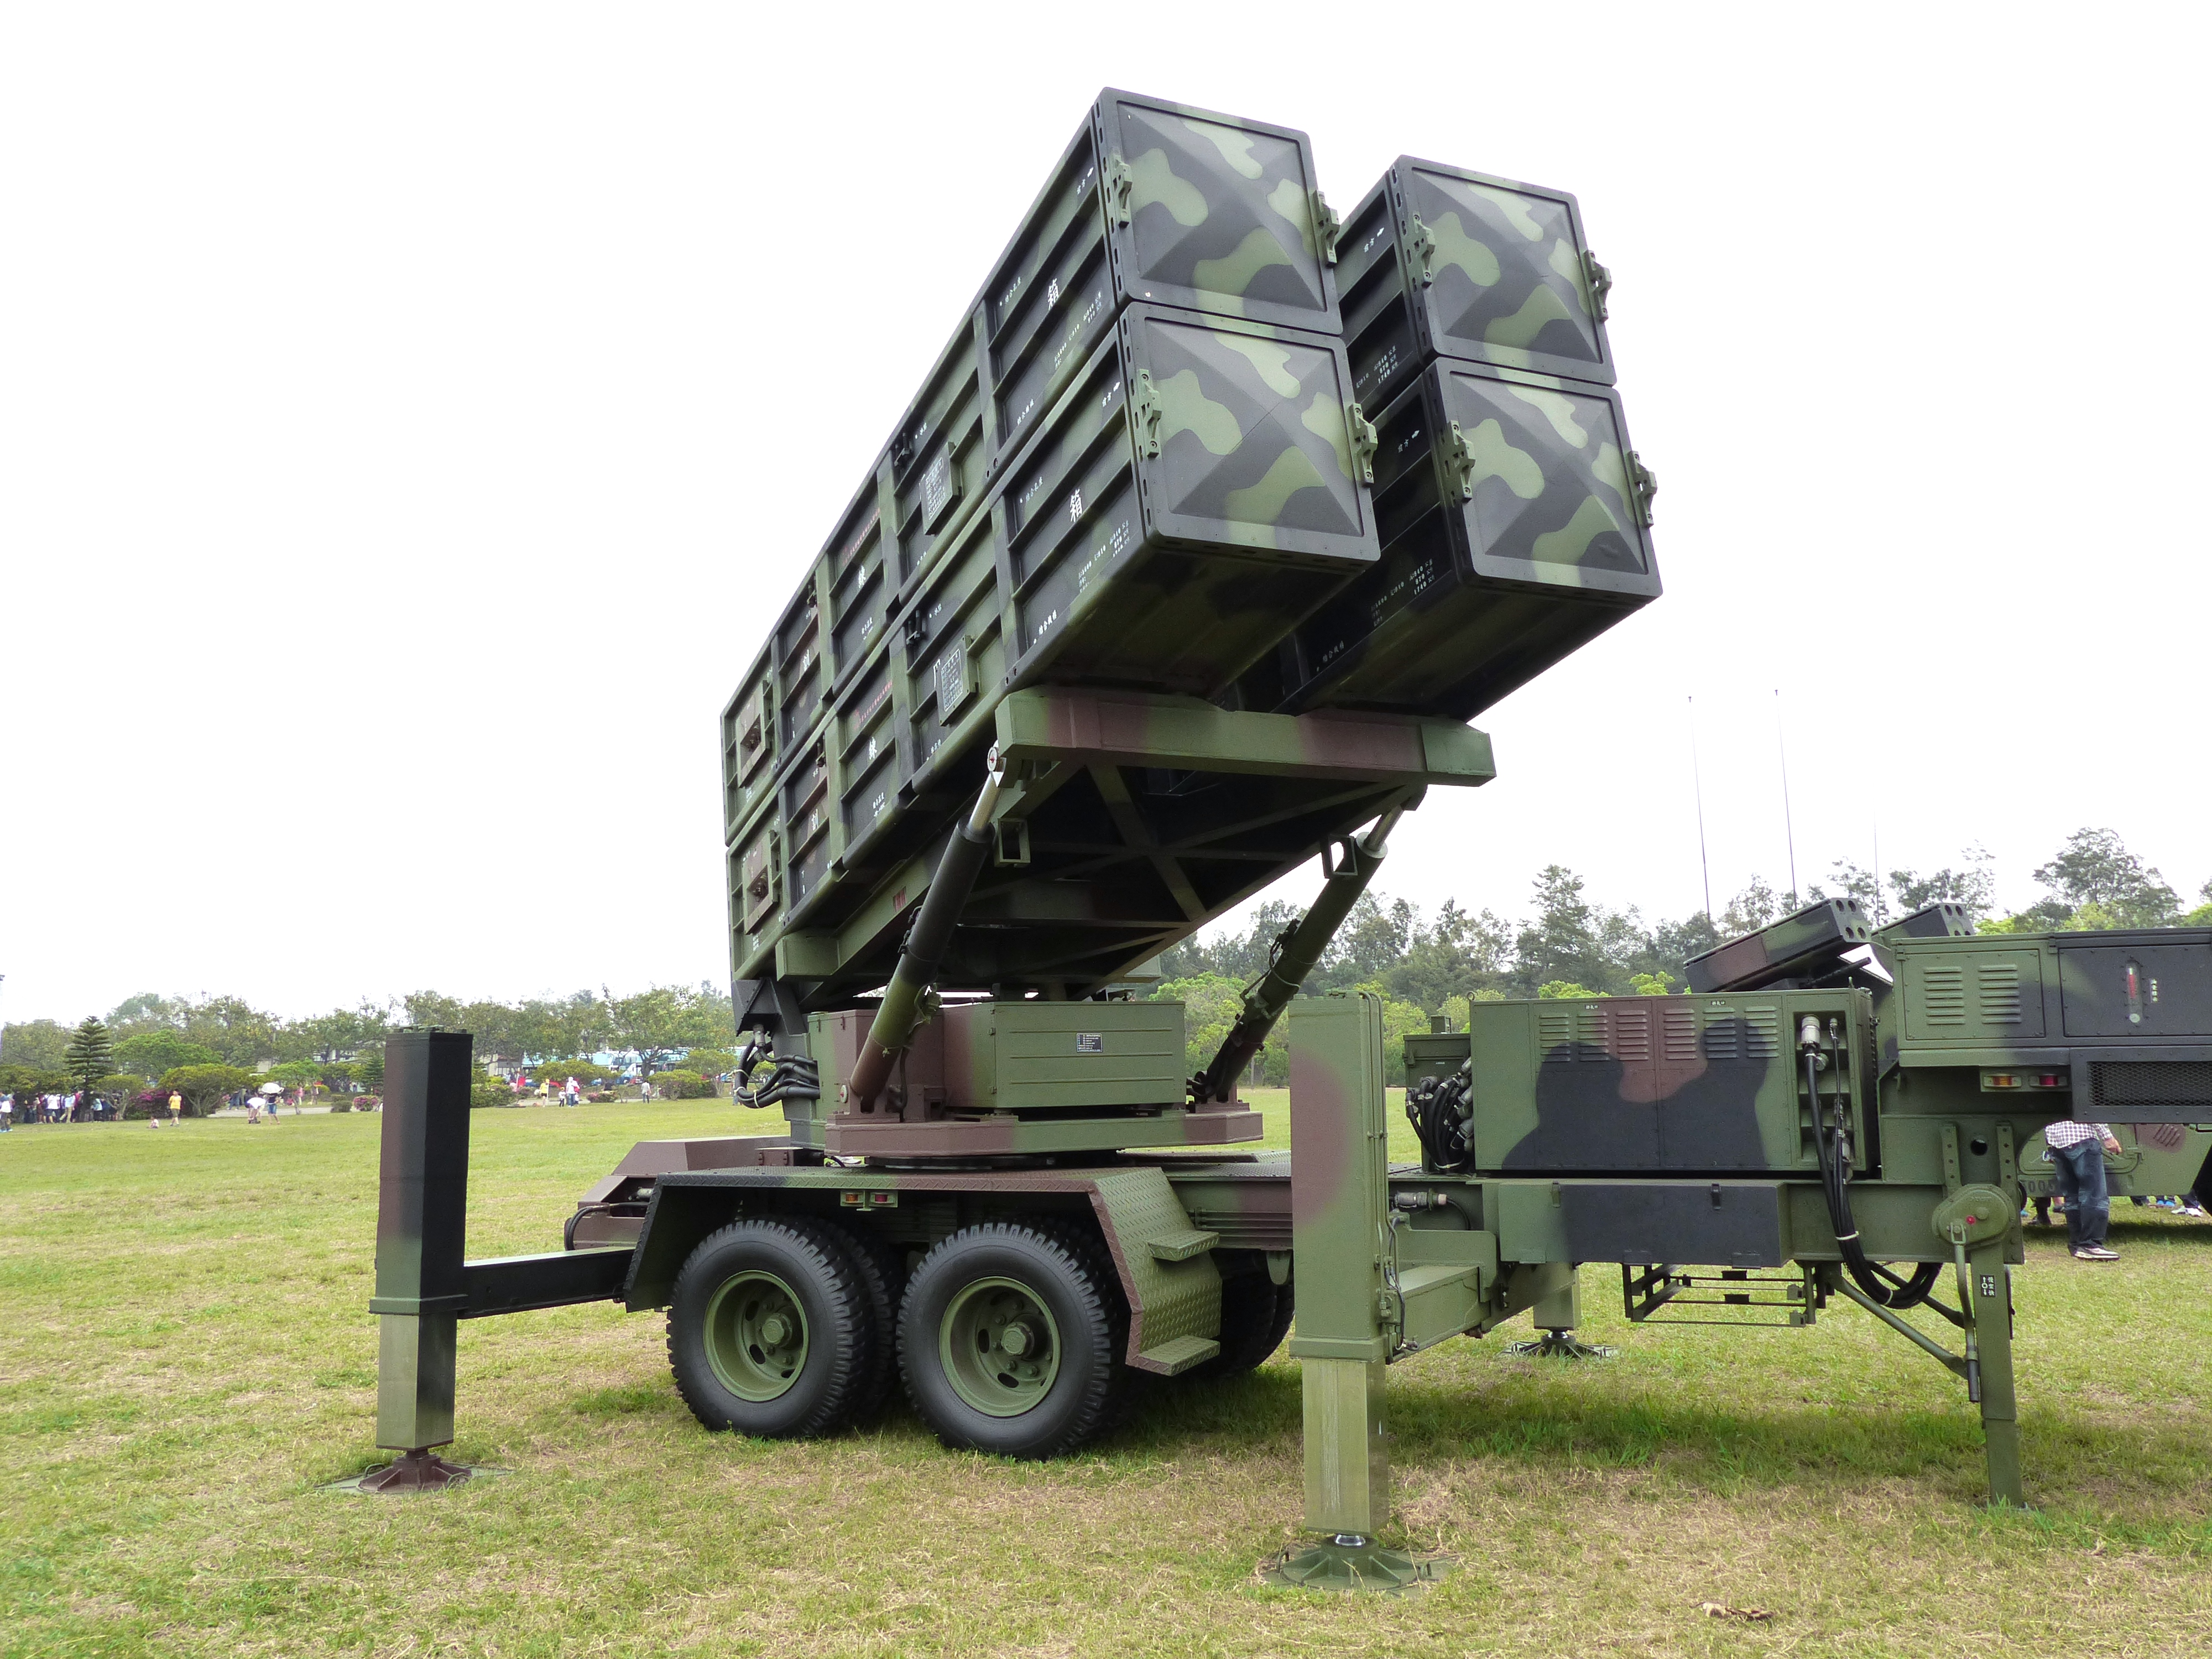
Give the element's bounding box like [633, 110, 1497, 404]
[1405, 1066, 1474, 1172]
[1806, 1048, 1938, 1308]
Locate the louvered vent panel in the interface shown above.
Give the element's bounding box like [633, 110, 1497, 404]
[1744, 1006, 1780, 1058]
[1700, 1006, 1741, 1060]
[1922, 966, 1966, 1026]
[1978, 963, 2023, 1024]
[1576, 1007, 1605, 1046]
[1661, 1006, 1699, 1061]
[1538, 1008, 1574, 1055]
[1611, 1006, 1651, 1061]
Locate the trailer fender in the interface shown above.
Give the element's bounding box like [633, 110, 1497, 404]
[1082, 1168, 1224, 1376]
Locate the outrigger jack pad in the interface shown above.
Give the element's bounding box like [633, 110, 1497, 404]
[1262, 1535, 1453, 1595]
[1504, 1331, 1618, 1360]
[330, 1449, 494, 1493]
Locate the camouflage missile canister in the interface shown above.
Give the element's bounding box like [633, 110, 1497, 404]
[1248, 355, 1657, 719]
[721, 88, 1353, 907]
[989, 303, 1378, 695]
[1228, 157, 1658, 721]
[724, 300, 1381, 955]
[1340, 157, 1613, 411]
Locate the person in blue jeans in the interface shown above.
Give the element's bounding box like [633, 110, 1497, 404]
[2046, 1119, 2122, 1260]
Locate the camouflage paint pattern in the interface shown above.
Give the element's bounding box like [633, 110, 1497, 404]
[1337, 156, 1611, 422]
[1285, 994, 1392, 1533]
[1261, 356, 1657, 721]
[1004, 304, 1376, 703]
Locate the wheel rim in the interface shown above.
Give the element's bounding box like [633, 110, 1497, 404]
[940, 1275, 1061, 1418]
[703, 1270, 808, 1402]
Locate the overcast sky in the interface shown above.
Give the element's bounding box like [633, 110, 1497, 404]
[5, 4, 2206, 1026]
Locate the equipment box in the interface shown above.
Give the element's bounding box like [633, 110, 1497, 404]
[992, 302, 1380, 698]
[808, 999, 1187, 1116]
[1257, 356, 1657, 720]
[1407, 992, 1872, 1177]
[1339, 156, 1614, 412]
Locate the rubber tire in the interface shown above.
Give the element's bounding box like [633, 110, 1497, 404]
[898, 1220, 1126, 1459]
[1185, 1271, 1281, 1380]
[666, 1219, 871, 1439]
[821, 1219, 904, 1421]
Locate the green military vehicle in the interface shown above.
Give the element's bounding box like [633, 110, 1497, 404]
[361, 91, 2212, 1571]
[2020, 1123, 2212, 1218]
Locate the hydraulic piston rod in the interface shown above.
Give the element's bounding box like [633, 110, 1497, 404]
[842, 749, 1008, 1111]
[1192, 804, 1405, 1103]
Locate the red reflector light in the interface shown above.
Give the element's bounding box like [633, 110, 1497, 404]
[2039, 1073, 2060, 1088]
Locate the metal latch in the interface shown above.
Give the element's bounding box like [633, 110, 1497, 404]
[1444, 420, 1478, 502]
[1406, 214, 1438, 286]
[1311, 190, 1341, 264]
[1582, 249, 1613, 322]
[1625, 450, 1658, 527]
[1104, 153, 1135, 227]
[1132, 369, 1164, 457]
[1346, 401, 1379, 484]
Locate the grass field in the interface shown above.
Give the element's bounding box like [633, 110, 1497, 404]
[4, 1100, 2210, 1657]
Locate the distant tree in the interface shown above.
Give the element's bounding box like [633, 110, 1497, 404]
[1719, 876, 1781, 938]
[401, 990, 468, 1030]
[268, 1060, 322, 1093]
[605, 983, 731, 1073]
[1536, 980, 1605, 1000]
[1888, 844, 1997, 919]
[114, 1030, 220, 1081]
[2027, 828, 2178, 928]
[1512, 866, 1612, 997]
[0, 1019, 72, 1071]
[1150, 973, 1247, 1078]
[181, 996, 280, 1067]
[0, 1062, 71, 1097]
[158, 1063, 255, 1115]
[106, 992, 189, 1037]
[1630, 971, 1677, 996]
[1651, 911, 1721, 982]
[92, 1072, 142, 1104]
[356, 1046, 385, 1091]
[1314, 895, 1417, 992]
[63, 1017, 116, 1094]
[1384, 899, 1513, 1009]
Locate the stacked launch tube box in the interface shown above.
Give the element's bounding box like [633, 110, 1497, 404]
[722, 113, 1662, 1001]
[1238, 159, 1662, 721]
[723, 91, 1384, 987]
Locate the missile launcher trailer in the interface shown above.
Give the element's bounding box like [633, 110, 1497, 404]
[364, 88, 2212, 1577]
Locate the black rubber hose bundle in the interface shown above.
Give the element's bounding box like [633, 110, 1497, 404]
[1406, 1067, 1475, 1172]
[1806, 1050, 1939, 1308]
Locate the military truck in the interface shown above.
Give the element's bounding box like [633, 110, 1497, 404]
[362, 91, 2212, 1569]
[2020, 1123, 2212, 1218]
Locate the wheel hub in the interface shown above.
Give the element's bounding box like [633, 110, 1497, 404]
[940, 1276, 1061, 1417]
[702, 1270, 810, 1402]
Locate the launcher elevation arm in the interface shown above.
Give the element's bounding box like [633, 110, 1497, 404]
[842, 750, 1008, 1111]
[1191, 805, 1405, 1103]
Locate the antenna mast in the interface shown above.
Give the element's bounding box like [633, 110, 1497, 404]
[1688, 697, 1713, 920]
[1775, 689, 1798, 902]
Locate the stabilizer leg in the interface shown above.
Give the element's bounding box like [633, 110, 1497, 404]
[1968, 1241, 2023, 1507]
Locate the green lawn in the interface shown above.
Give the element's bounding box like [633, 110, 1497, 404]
[4, 1102, 2210, 1656]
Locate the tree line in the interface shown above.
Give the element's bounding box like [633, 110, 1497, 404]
[0, 982, 738, 1115]
[7, 826, 2201, 1107]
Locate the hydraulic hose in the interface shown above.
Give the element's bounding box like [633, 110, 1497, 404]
[1803, 1040, 1939, 1308]
[1405, 1062, 1474, 1172]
